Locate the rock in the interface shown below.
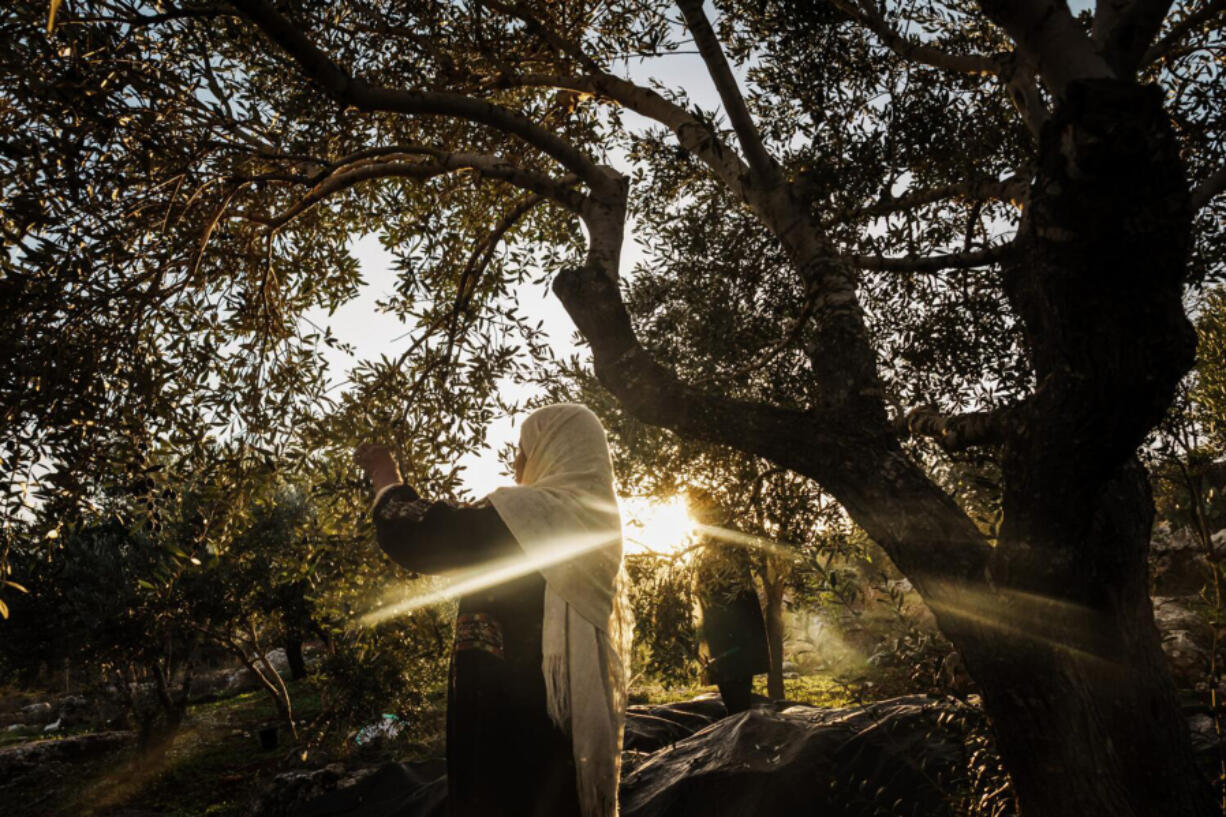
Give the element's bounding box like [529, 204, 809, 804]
[1153, 597, 1205, 635]
[55, 695, 92, 728]
[0, 730, 134, 786]
[1151, 527, 1213, 596]
[225, 668, 261, 692]
[19, 702, 53, 724]
[1164, 630, 1208, 682]
[252, 760, 446, 817]
[1151, 523, 1202, 553]
[261, 648, 291, 676]
[224, 651, 292, 692]
[252, 763, 348, 817]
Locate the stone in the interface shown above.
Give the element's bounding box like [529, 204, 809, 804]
[1150, 526, 1213, 596]
[55, 695, 92, 728]
[1163, 630, 1208, 682]
[1153, 597, 1205, 636]
[19, 701, 53, 724]
[261, 648, 291, 676]
[252, 760, 445, 817]
[226, 668, 261, 692]
[0, 730, 134, 786]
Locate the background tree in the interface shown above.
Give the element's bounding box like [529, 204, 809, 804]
[1, 519, 202, 756]
[4, 1, 1226, 814]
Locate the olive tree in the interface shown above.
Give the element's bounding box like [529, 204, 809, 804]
[4, 1, 1226, 813]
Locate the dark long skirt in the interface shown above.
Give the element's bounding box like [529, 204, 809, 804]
[447, 573, 582, 817]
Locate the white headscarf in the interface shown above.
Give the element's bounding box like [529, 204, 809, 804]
[486, 404, 633, 817]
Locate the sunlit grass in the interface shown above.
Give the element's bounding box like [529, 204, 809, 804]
[4, 681, 327, 817]
[628, 672, 880, 710]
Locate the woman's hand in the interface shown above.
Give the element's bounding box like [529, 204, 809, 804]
[354, 443, 403, 493]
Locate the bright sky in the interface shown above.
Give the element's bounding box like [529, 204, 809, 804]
[305, 43, 731, 499]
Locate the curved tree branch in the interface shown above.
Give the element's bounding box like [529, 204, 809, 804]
[832, 0, 999, 75]
[977, 0, 1115, 95]
[1190, 164, 1226, 211]
[835, 174, 1029, 222]
[479, 0, 604, 74]
[851, 243, 1016, 273]
[249, 150, 583, 231]
[553, 261, 834, 472]
[1141, 0, 1226, 67]
[675, 0, 781, 185]
[832, 1, 1050, 137]
[508, 72, 756, 203]
[441, 193, 546, 366]
[898, 404, 1015, 450]
[226, 0, 612, 194]
[1094, 0, 1177, 75]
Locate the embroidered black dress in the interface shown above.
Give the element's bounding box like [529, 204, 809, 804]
[373, 484, 582, 817]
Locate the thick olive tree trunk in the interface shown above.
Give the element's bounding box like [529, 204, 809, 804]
[970, 81, 1211, 816]
[961, 462, 1211, 816]
[555, 77, 1216, 817]
[886, 80, 1214, 817]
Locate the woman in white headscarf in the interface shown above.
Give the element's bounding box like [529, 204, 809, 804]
[355, 404, 632, 817]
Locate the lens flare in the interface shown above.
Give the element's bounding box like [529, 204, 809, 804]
[621, 495, 697, 555]
[923, 580, 1117, 665]
[691, 523, 802, 561]
[359, 529, 620, 626]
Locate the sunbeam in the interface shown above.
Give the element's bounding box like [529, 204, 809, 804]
[691, 523, 803, 562]
[359, 529, 620, 626]
[924, 581, 1118, 667]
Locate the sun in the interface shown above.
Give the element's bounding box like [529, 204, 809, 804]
[620, 495, 697, 556]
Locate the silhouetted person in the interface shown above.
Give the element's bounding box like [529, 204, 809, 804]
[688, 490, 770, 715]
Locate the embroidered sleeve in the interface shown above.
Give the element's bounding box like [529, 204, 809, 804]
[377, 493, 434, 525]
[371, 485, 520, 573]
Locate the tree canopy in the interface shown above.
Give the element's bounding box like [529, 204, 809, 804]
[4, 1, 1226, 814]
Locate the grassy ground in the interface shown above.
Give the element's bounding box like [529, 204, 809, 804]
[0, 721, 98, 749]
[5, 670, 894, 817]
[5, 681, 331, 817]
[628, 671, 896, 709]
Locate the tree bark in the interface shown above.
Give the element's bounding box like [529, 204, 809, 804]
[761, 558, 787, 700]
[935, 80, 1213, 816]
[285, 633, 308, 681]
[945, 461, 1211, 816]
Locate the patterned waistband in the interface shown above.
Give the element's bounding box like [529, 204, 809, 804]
[455, 612, 504, 659]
